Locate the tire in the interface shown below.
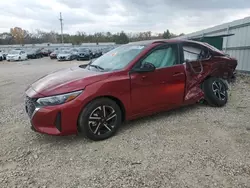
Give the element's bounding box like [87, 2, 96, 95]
[0, 57, 2, 61]
[78, 98, 122, 141]
[18, 57, 21, 61]
[203, 77, 228, 107]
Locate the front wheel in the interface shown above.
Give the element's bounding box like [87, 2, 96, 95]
[78, 98, 122, 141]
[203, 77, 228, 107]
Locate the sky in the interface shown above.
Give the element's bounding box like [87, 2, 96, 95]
[0, 0, 250, 35]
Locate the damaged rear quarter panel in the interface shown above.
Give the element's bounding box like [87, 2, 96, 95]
[183, 56, 237, 105]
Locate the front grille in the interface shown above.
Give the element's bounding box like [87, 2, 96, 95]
[25, 96, 37, 119]
[59, 56, 66, 60]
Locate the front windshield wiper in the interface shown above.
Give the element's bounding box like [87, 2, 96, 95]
[88, 64, 104, 71]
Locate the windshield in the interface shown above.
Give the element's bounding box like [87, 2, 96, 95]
[9, 50, 20, 55]
[27, 49, 36, 53]
[88, 45, 145, 72]
[71, 49, 78, 52]
[61, 50, 71, 54]
[79, 48, 89, 52]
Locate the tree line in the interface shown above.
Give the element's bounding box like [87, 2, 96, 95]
[0, 27, 184, 45]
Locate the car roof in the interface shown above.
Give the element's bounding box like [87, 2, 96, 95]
[128, 39, 206, 46]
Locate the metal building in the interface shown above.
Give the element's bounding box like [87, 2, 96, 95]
[178, 16, 250, 73]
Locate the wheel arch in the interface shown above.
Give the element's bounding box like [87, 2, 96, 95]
[99, 95, 126, 122]
[202, 75, 228, 90]
[77, 95, 126, 132]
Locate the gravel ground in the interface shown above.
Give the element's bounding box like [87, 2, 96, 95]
[0, 58, 250, 188]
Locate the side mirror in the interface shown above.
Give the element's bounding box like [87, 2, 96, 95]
[133, 62, 156, 73]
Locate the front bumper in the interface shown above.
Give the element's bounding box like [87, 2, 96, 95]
[6, 56, 19, 61]
[77, 55, 90, 60]
[50, 55, 57, 59]
[27, 54, 37, 59]
[57, 56, 71, 61]
[25, 93, 86, 136]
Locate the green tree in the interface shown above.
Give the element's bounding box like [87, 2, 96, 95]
[162, 29, 171, 39]
[115, 31, 129, 44]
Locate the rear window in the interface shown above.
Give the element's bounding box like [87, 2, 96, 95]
[204, 43, 225, 54]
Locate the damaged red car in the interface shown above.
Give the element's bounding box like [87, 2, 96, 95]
[25, 39, 237, 141]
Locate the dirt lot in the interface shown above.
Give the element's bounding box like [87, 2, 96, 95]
[0, 58, 250, 188]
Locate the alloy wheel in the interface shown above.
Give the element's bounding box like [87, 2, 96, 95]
[212, 81, 226, 101]
[88, 105, 117, 135]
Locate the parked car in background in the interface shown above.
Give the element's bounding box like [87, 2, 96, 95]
[26, 49, 43, 59]
[6, 50, 27, 61]
[70, 48, 79, 55]
[58, 47, 71, 52]
[92, 49, 103, 58]
[57, 49, 78, 61]
[2, 50, 9, 60]
[0, 51, 3, 61]
[24, 39, 238, 141]
[77, 48, 93, 60]
[102, 47, 112, 54]
[49, 50, 59, 59]
[41, 48, 53, 56]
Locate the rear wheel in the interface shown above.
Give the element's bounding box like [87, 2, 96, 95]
[78, 98, 122, 141]
[203, 77, 228, 107]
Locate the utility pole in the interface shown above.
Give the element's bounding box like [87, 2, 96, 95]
[59, 12, 64, 44]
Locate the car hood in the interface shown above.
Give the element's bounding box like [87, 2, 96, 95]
[27, 66, 109, 97]
[7, 54, 18, 57]
[58, 53, 71, 56]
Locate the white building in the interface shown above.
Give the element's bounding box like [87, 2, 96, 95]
[178, 16, 250, 73]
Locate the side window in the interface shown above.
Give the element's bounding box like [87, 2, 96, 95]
[141, 45, 177, 69]
[183, 44, 210, 62]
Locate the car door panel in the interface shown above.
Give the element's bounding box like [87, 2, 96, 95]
[130, 64, 185, 115]
[181, 42, 213, 104]
[20, 51, 25, 60]
[24, 53, 27, 60]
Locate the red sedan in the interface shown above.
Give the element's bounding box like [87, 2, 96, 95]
[25, 39, 237, 141]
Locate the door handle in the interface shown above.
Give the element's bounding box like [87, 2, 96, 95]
[141, 75, 147, 80]
[173, 72, 184, 77]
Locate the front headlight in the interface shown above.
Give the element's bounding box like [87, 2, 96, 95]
[36, 90, 82, 106]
